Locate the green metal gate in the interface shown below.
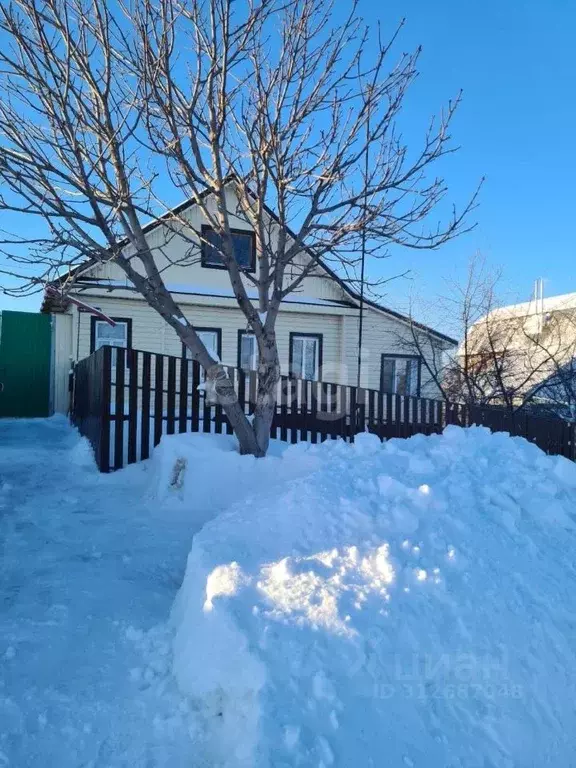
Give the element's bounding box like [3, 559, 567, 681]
[0, 311, 51, 418]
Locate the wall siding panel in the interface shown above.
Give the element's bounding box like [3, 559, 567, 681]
[68, 293, 446, 399]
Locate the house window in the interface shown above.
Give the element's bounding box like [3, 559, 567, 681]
[238, 331, 258, 371]
[290, 333, 322, 381]
[380, 355, 421, 396]
[201, 226, 255, 271]
[182, 328, 222, 382]
[90, 316, 132, 359]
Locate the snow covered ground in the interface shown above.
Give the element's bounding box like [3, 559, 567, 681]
[171, 427, 576, 767]
[2, 418, 576, 766]
[0, 417, 202, 767]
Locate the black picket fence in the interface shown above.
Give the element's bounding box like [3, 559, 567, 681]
[71, 345, 576, 472]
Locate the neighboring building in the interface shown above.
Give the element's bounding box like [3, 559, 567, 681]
[460, 286, 576, 413]
[43, 187, 456, 413]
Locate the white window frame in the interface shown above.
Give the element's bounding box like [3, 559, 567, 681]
[239, 331, 258, 372]
[182, 328, 221, 382]
[380, 355, 421, 396]
[290, 333, 322, 381]
[93, 320, 129, 352]
[91, 317, 131, 369]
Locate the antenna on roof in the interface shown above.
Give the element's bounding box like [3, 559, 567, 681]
[539, 277, 544, 314]
[533, 278, 544, 310]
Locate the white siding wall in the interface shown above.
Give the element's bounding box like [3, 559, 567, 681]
[50, 313, 73, 414]
[65, 293, 446, 401]
[70, 297, 342, 382]
[85, 186, 347, 305]
[341, 308, 445, 398]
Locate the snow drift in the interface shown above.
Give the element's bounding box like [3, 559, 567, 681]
[169, 427, 576, 767]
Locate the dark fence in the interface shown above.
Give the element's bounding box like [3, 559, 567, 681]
[70, 345, 111, 470]
[71, 346, 576, 472]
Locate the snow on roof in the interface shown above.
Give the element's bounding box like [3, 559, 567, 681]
[488, 291, 576, 319]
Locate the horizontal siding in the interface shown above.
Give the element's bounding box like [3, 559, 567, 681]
[71, 298, 342, 382]
[82, 186, 350, 304]
[69, 186, 453, 397]
[342, 308, 445, 397]
[68, 294, 448, 399]
[51, 314, 73, 414]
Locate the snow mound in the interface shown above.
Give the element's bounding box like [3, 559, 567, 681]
[171, 427, 576, 767]
[147, 431, 322, 529]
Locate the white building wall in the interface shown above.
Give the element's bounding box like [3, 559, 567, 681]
[55, 186, 451, 407]
[69, 297, 343, 383]
[64, 292, 446, 401]
[50, 313, 73, 414]
[84, 186, 347, 305]
[339, 307, 443, 398]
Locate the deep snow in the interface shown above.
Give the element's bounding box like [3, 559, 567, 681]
[2, 418, 576, 767]
[0, 419, 317, 767]
[171, 427, 576, 767]
[0, 417, 201, 767]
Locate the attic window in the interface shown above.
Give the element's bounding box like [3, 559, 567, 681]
[201, 226, 255, 271]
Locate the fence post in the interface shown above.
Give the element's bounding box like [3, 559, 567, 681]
[300, 379, 309, 442]
[114, 347, 126, 471]
[179, 357, 189, 434]
[154, 353, 164, 447]
[349, 386, 357, 442]
[141, 352, 151, 460]
[99, 345, 112, 473]
[166, 356, 176, 435]
[127, 349, 138, 465]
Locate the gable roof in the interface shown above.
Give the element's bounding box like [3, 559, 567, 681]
[43, 187, 457, 345]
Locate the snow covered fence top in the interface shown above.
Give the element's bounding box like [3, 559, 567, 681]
[168, 426, 576, 767]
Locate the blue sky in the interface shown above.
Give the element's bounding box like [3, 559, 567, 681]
[371, 0, 576, 317]
[1, 0, 574, 323]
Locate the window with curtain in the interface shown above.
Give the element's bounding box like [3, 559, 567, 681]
[239, 332, 258, 371]
[380, 355, 421, 396]
[290, 334, 321, 381]
[201, 226, 255, 270]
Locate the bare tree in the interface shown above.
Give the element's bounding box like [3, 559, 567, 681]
[520, 307, 576, 420]
[0, 0, 477, 456]
[401, 255, 553, 411]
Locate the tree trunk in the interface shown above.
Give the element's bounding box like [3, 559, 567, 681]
[252, 334, 281, 456]
[207, 363, 263, 456]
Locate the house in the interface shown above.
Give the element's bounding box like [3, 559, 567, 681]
[42, 186, 456, 414]
[459, 285, 576, 413]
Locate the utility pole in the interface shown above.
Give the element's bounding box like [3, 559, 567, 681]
[356, 92, 370, 391]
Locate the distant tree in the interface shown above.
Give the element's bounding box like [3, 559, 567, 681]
[401, 255, 552, 411]
[0, 0, 477, 455]
[520, 308, 576, 420]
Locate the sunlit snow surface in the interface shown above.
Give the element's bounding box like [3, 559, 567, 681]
[2, 418, 576, 767]
[171, 427, 576, 767]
